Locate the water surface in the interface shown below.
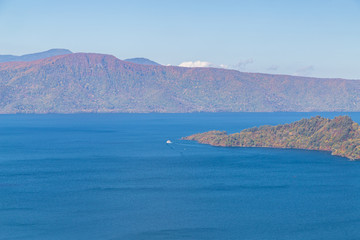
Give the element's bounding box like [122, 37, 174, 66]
[1, 113, 360, 240]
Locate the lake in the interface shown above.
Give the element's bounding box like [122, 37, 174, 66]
[1, 113, 360, 240]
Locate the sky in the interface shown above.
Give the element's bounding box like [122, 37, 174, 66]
[0, 0, 359, 79]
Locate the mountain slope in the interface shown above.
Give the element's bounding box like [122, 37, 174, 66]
[124, 58, 160, 65]
[0, 52, 360, 113]
[183, 116, 360, 160]
[0, 49, 72, 63]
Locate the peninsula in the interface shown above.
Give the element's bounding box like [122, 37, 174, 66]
[183, 116, 360, 160]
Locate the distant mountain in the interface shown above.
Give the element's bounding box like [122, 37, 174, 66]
[0, 52, 360, 113]
[124, 57, 160, 66]
[0, 49, 72, 63]
[184, 116, 360, 160]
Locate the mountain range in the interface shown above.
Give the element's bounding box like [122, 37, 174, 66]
[0, 51, 359, 113]
[0, 49, 72, 63]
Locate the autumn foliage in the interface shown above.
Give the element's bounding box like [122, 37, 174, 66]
[184, 116, 360, 160]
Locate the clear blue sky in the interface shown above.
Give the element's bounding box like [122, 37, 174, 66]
[0, 0, 359, 79]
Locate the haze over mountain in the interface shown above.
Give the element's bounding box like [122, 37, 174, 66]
[0, 52, 359, 113]
[124, 58, 160, 66]
[0, 49, 72, 63]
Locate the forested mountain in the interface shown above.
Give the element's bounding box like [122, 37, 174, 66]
[0, 52, 360, 113]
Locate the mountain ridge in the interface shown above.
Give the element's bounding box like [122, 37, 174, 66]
[124, 57, 160, 66]
[0, 52, 360, 113]
[0, 49, 72, 63]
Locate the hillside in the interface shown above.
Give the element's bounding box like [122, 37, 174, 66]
[0, 52, 360, 113]
[0, 49, 72, 63]
[183, 116, 360, 160]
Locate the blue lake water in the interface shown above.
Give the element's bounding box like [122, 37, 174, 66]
[1, 112, 360, 240]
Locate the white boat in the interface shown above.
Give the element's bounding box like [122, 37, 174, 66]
[166, 140, 172, 144]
